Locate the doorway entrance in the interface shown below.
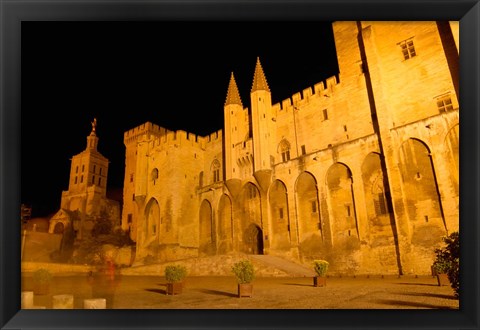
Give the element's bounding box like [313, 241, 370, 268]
[245, 224, 264, 255]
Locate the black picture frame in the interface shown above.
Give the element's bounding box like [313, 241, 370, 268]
[1, 1, 479, 329]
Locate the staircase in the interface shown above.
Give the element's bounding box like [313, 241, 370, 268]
[250, 255, 316, 277]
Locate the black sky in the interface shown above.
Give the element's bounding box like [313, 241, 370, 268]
[21, 21, 339, 218]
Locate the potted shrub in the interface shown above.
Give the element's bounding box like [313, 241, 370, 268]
[32, 268, 52, 295]
[432, 261, 451, 286]
[312, 260, 329, 287]
[164, 264, 187, 295]
[231, 259, 255, 298]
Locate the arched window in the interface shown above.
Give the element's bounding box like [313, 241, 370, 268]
[151, 168, 159, 184]
[211, 160, 221, 183]
[278, 139, 291, 162]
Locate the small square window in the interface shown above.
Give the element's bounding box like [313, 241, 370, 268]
[437, 96, 454, 113]
[399, 39, 416, 60]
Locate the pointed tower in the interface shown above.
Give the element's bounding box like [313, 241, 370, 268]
[250, 57, 275, 173]
[224, 72, 245, 180]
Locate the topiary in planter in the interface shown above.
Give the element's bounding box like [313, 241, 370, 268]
[232, 259, 255, 297]
[313, 260, 329, 287]
[164, 265, 187, 295]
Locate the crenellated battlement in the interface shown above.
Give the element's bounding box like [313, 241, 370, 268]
[273, 74, 340, 113]
[125, 121, 223, 152]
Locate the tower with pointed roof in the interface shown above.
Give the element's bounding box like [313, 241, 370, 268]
[250, 57, 276, 172]
[224, 72, 248, 180]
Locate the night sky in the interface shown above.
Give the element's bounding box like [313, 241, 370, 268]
[21, 21, 339, 218]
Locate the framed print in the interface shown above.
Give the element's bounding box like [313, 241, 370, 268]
[1, 0, 479, 329]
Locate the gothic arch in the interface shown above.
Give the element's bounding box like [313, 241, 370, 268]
[326, 163, 359, 240]
[144, 198, 160, 243]
[239, 182, 263, 254]
[295, 172, 322, 243]
[53, 222, 65, 234]
[361, 153, 391, 227]
[278, 139, 291, 162]
[199, 199, 215, 256]
[268, 179, 291, 251]
[217, 194, 233, 254]
[211, 159, 221, 183]
[398, 138, 447, 245]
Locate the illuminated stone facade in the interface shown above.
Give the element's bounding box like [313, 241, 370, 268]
[121, 21, 459, 275]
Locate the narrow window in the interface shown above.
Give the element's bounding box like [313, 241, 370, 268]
[311, 201, 317, 213]
[74, 177, 77, 184]
[82, 165, 85, 172]
[301, 145, 306, 155]
[346, 205, 351, 217]
[75, 166, 79, 174]
[93, 165, 96, 173]
[127, 214, 133, 223]
[80, 175, 83, 183]
[99, 167, 102, 175]
[132, 194, 135, 201]
[375, 193, 387, 215]
[279, 207, 284, 219]
[323, 109, 328, 120]
[130, 174, 134, 183]
[399, 38, 416, 60]
[92, 175, 95, 184]
[98, 177, 102, 186]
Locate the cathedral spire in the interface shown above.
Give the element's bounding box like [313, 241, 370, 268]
[225, 72, 243, 107]
[251, 57, 270, 93]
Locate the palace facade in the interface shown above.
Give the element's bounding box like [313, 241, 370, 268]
[120, 21, 459, 275]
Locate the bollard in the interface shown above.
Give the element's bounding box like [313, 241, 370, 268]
[21, 291, 34, 309]
[84, 298, 106, 309]
[53, 294, 74, 309]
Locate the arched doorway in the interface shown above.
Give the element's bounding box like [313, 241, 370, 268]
[244, 223, 264, 255]
[53, 222, 65, 234]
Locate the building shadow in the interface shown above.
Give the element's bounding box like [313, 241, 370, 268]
[195, 288, 237, 298]
[395, 282, 438, 287]
[375, 299, 457, 309]
[399, 292, 457, 300]
[145, 288, 166, 295]
[282, 283, 313, 287]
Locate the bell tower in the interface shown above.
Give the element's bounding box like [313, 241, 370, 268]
[61, 118, 109, 209]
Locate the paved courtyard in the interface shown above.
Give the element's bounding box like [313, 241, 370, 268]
[21, 274, 459, 309]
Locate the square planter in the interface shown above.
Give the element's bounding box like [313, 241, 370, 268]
[166, 282, 183, 295]
[436, 273, 450, 286]
[313, 276, 327, 287]
[238, 284, 253, 298]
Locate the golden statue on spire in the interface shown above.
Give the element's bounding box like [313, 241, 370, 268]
[91, 118, 97, 133]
